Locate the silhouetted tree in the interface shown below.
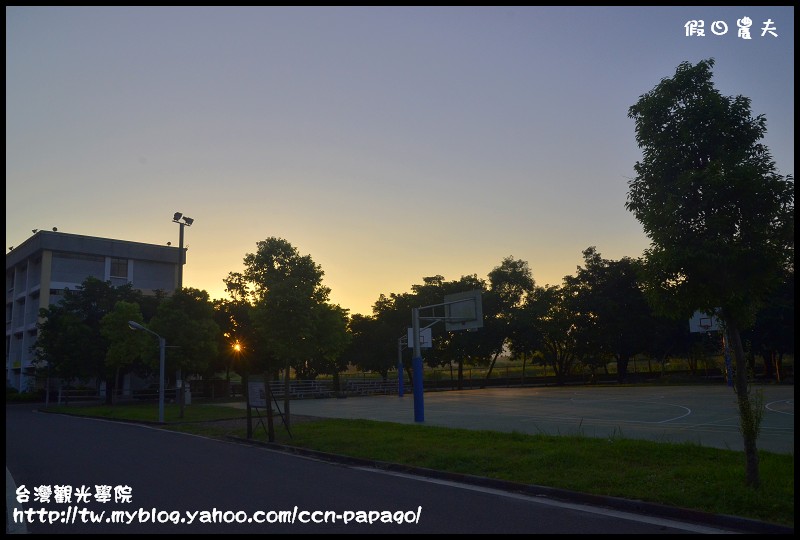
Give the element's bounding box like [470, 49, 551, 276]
[626, 58, 794, 487]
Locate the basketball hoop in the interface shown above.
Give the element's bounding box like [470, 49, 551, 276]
[689, 310, 720, 333]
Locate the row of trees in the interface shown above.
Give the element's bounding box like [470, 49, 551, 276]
[34, 244, 793, 405]
[34, 280, 221, 404]
[345, 249, 793, 387]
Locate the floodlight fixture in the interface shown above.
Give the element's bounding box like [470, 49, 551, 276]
[182, 216, 193, 226]
[173, 212, 183, 222]
[128, 320, 146, 332]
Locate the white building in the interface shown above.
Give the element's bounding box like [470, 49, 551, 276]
[5, 230, 181, 391]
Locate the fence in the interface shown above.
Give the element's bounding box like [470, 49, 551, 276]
[227, 378, 405, 399]
[31, 356, 792, 406]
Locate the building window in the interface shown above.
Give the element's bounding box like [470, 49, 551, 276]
[110, 258, 129, 279]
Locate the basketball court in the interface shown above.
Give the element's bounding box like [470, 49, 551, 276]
[276, 384, 794, 454]
[236, 299, 793, 455]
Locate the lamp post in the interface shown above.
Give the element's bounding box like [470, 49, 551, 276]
[233, 341, 252, 439]
[172, 212, 193, 417]
[128, 321, 166, 423]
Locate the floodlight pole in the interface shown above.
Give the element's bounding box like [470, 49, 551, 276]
[129, 321, 166, 423]
[172, 212, 193, 290]
[172, 213, 193, 418]
[178, 223, 185, 285]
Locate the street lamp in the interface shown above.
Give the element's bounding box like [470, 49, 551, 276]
[232, 341, 253, 439]
[128, 320, 166, 423]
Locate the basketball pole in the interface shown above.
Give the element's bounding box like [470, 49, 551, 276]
[412, 307, 424, 422]
[397, 337, 405, 397]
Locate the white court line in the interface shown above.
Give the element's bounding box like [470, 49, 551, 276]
[765, 399, 794, 416]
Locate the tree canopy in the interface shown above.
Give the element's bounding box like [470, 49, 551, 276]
[626, 58, 794, 327]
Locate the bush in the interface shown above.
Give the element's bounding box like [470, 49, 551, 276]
[6, 388, 45, 403]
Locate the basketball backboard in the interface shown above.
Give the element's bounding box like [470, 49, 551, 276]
[689, 309, 720, 333]
[444, 290, 483, 331]
[407, 327, 433, 348]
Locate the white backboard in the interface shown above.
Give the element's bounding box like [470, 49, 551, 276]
[407, 327, 433, 348]
[689, 310, 720, 333]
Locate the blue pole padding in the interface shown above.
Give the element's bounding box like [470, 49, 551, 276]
[413, 356, 424, 422]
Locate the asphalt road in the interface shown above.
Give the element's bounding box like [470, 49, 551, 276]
[4, 404, 753, 534]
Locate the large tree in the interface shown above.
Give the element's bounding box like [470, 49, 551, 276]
[149, 287, 220, 379]
[480, 257, 535, 385]
[511, 284, 581, 385]
[100, 300, 148, 402]
[342, 311, 399, 380]
[564, 247, 652, 382]
[230, 237, 331, 429]
[297, 302, 351, 383]
[626, 58, 794, 487]
[33, 277, 144, 403]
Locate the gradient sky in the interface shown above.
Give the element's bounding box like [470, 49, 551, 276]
[6, 6, 794, 317]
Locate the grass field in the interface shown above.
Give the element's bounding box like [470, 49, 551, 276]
[44, 401, 794, 528]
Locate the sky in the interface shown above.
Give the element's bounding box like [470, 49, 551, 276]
[6, 6, 794, 317]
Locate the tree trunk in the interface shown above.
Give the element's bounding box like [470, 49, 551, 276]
[283, 365, 291, 431]
[244, 371, 252, 439]
[263, 371, 275, 442]
[105, 375, 114, 405]
[617, 353, 630, 382]
[726, 319, 761, 488]
[482, 351, 501, 389]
